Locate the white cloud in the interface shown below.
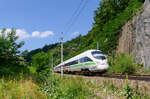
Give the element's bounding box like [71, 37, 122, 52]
[31, 30, 54, 38]
[0, 28, 30, 40]
[0, 29, 54, 40]
[16, 29, 30, 40]
[72, 31, 79, 36]
[32, 31, 40, 37]
[40, 31, 54, 38]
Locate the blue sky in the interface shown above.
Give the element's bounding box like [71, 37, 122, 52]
[0, 0, 101, 51]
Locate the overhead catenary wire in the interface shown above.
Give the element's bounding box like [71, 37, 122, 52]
[64, 0, 85, 30]
[64, 0, 89, 39]
[66, 0, 89, 32]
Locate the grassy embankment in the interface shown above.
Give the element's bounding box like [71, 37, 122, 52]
[0, 75, 46, 99]
[0, 73, 96, 99]
[1, 73, 150, 99]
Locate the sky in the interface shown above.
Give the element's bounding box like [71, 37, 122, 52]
[0, 0, 101, 51]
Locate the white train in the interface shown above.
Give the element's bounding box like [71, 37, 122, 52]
[53, 50, 109, 74]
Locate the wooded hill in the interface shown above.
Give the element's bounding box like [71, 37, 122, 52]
[25, 0, 144, 66]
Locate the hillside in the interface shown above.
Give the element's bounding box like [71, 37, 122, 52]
[117, 0, 150, 69]
[26, 0, 144, 66]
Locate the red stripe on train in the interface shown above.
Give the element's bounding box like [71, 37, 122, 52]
[64, 66, 70, 69]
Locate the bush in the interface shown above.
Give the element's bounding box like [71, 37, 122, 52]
[107, 53, 136, 74]
[115, 53, 136, 74]
[31, 52, 52, 73]
[0, 65, 29, 76]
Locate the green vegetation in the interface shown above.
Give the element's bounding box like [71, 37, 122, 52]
[137, 67, 150, 74]
[98, 79, 150, 99]
[0, 29, 28, 75]
[107, 53, 136, 74]
[38, 73, 95, 99]
[29, 51, 96, 99]
[0, 72, 97, 99]
[0, 76, 46, 99]
[31, 52, 52, 73]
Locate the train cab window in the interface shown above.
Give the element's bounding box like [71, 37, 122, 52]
[80, 57, 93, 63]
[91, 51, 106, 60]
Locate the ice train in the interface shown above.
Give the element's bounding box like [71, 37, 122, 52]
[53, 50, 109, 74]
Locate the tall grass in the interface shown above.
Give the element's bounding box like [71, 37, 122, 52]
[0, 75, 46, 99]
[98, 79, 150, 99]
[0, 70, 149, 99]
[38, 72, 96, 99]
[0, 71, 96, 99]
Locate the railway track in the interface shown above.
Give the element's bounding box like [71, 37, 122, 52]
[62, 72, 150, 82]
[99, 74, 150, 82]
[55, 70, 150, 81]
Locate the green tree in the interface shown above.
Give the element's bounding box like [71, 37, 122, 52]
[31, 52, 51, 73]
[0, 28, 26, 75]
[0, 28, 24, 65]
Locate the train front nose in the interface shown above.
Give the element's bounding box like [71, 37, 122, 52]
[95, 60, 109, 70]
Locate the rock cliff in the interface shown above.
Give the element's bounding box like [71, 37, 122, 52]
[117, 0, 150, 69]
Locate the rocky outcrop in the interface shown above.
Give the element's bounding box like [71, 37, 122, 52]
[117, 0, 150, 69]
[117, 20, 135, 56]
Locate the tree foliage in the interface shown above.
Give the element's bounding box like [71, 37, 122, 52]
[0, 29, 27, 75]
[31, 52, 52, 73]
[94, 0, 130, 30]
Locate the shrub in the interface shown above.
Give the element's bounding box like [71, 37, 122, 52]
[107, 53, 136, 74]
[115, 53, 136, 74]
[31, 52, 52, 73]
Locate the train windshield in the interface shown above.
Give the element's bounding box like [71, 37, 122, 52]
[91, 51, 106, 60]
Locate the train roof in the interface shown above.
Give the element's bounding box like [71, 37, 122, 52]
[54, 49, 102, 68]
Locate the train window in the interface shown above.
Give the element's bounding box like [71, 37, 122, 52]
[80, 57, 93, 63]
[70, 60, 78, 65]
[91, 51, 106, 60]
[64, 60, 78, 66]
[91, 51, 103, 55]
[64, 63, 69, 66]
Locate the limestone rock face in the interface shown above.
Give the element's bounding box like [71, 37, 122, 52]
[117, 21, 135, 56]
[117, 0, 150, 68]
